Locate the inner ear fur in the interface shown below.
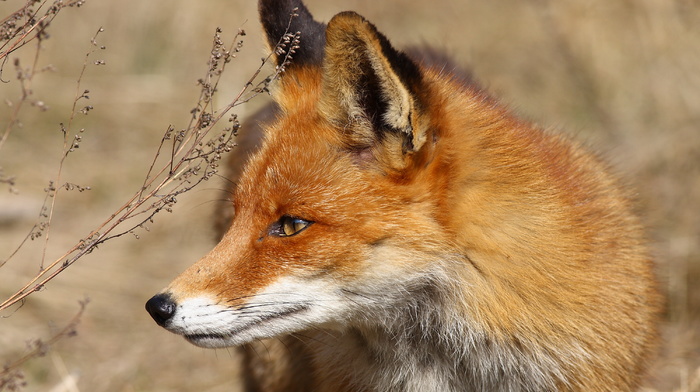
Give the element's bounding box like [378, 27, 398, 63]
[319, 12, 429, 163]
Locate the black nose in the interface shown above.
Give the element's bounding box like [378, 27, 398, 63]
[145, 293, 176, 326]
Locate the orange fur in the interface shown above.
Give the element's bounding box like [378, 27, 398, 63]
[146, 1, 661, 391]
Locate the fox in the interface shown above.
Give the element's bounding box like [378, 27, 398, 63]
[145, 0, 661, 391]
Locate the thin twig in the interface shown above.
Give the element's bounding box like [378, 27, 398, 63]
[0, 299, 88, 389]
[0, 0, 86, 64]
[39, 27, 103, 271]
[0, 19, 298, 312]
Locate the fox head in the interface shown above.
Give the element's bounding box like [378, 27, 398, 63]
[145, 0, 449, 348]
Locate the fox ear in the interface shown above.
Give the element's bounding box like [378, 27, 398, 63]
[259, 0, 326, 70]
[319, 12, 429, 170]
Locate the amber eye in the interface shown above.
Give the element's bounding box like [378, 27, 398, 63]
[271, 215, 313, 237]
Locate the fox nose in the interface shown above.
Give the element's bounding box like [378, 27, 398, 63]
[145, 293, 176, 326]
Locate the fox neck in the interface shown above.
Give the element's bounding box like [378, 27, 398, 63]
[309, 280, 458, 391]
[305, 271, 564, 392]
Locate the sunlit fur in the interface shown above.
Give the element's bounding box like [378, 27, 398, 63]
[148, 1, 661, 391]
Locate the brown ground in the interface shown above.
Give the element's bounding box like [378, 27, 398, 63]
[0, 0, 698, 391]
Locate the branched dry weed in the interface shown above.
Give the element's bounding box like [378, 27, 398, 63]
[0, 299, 88, 391]
[0, 0, 86, 66]
[0, 2, 301, 389]
[0, 0, 86, 155]
[0, 6, 300, 314]
[0, 25, 104, 272]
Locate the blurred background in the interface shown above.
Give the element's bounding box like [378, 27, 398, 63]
[0, 0, 698, 391]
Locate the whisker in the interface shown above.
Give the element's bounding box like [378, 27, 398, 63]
[211, 172, 237, 186]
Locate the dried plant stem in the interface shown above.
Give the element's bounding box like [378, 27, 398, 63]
[0, 34, 44, 152]
[0, 300, 88, 389]
[0, 0, 86, 65]
[0, 20, 297, 312]
[39, 27, 103, 271]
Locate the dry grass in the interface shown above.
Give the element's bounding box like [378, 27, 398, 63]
[0, 0, 698, 391]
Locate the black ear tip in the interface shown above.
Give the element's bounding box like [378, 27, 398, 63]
[259, 0, 315, 39]
[259, 0, 326, 67]
[259, 0, 306, 21]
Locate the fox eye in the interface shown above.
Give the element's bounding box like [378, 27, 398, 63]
[270, 216, 313, 237]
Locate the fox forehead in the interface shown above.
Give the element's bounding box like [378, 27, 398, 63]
[235, 116, 361, 221]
